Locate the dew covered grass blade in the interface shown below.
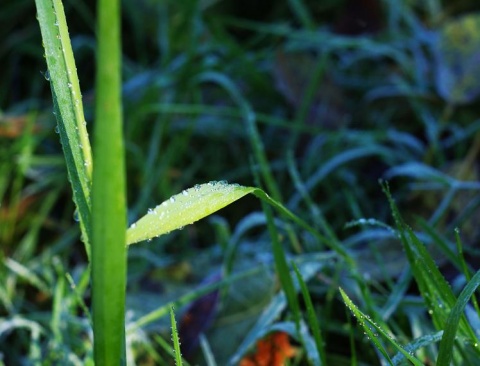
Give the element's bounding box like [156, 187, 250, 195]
[35, 0, 93, 256]
[340, 288, 424, 366]
[126, 181, 252, 244]
[126, 182, 350, 261]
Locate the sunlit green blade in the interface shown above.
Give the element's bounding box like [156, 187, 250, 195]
[127, 182, 253, 244]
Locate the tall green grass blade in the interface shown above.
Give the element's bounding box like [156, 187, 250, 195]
[340, 288, 424, 366]
[170, 306, 183, 366]
[293, 262, 327, 365]
[91, 0, 127, 363]
[262, 202, 302, 335]
[437, 270, 480, 366]
[35, 0, 92, 257]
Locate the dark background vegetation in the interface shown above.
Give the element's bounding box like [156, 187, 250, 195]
[2, 0, 480, 364]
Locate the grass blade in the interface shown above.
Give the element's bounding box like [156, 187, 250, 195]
[127, 182, 251, 244]
[127, 182, 350, 262]
[262, 202, 301, 335]
[293, 262, 327, 365]
[35, 0, 92, 256]
[170, 306, 183, 366]
[340, 288, 424, 366]
[91, 0, 127, 363]
[437, 270, 480, 366]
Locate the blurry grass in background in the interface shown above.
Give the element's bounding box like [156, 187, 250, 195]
[1, 0, 480, 364]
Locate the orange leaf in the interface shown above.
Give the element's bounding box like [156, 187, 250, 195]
[239, 331, 296, 366]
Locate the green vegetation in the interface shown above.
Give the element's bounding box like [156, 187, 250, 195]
[2, 0, 480, 365]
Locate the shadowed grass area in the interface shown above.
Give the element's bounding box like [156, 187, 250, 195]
[2, 0, 480, 365]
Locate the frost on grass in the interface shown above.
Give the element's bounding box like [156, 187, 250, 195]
[126, 181, 253, 245]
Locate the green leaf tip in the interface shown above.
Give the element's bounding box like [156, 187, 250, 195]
[126, 181, 254, 244]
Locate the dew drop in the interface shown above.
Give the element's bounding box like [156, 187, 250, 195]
[170, 196, 175, 203]
[54, 125, 60, 134]
[42, 70, 50, 81]
[182, 190, 189, 196]
[73, 209, 80, 222]
[130, 223, 137, 229]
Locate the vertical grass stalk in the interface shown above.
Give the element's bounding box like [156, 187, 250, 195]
[91, 0, 127, 363]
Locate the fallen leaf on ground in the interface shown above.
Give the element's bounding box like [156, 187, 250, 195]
[239, 331, 296, 366]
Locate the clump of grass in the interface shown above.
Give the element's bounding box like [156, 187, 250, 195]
[2, 0, 480, 365]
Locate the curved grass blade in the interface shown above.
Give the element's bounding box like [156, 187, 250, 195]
[126, 181, 251, 244]
[293, 262, 327, 365]
[126, 182, 350, 260]
[340, 288, 424, 366]
[35, 0, 93, 256]
[263, 201, 301, 336]
[436, 270, 480, 366]
[391, 331, 443, 365]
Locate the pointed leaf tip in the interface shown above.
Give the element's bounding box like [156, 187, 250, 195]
[126, 182, 255, 245]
